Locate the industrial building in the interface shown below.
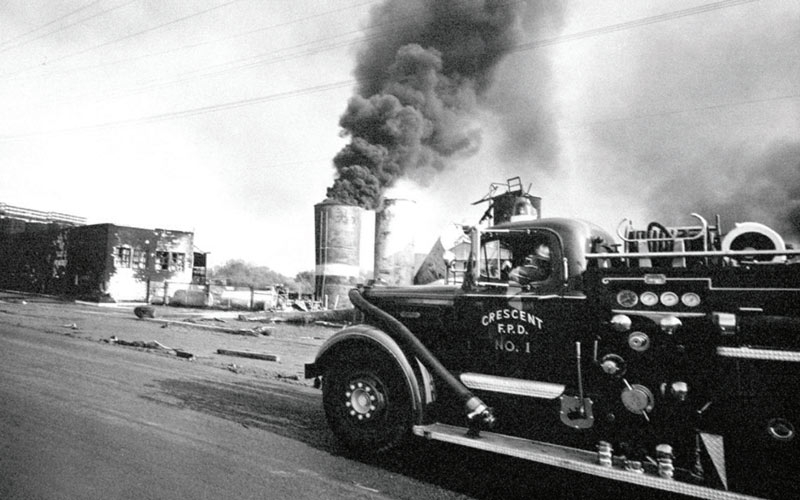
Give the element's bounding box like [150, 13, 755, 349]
[0, 202, 207, 302]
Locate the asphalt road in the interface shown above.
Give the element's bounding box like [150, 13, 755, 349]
[0, 297, 685, 500]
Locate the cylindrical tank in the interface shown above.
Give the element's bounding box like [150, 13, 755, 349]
[314, 201, 362, 308]
[374, 198, 417, 286]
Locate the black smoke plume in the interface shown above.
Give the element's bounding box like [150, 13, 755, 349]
[326, 0, 561, 209]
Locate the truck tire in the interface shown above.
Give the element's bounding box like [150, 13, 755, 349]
[322, 345, 413, 454]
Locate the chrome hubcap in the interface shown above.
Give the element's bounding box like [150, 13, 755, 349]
[344, 377, 385, 421]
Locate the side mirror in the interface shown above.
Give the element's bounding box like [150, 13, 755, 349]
[468, 226, 481, 285]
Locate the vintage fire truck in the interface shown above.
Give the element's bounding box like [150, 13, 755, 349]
[305, 181, 800, 499]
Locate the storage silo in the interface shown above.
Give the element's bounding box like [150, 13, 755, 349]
[374, 198, 417, 286]
[314, 201, 362, 308]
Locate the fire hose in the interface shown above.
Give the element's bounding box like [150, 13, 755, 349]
[348, 288, 496, 432]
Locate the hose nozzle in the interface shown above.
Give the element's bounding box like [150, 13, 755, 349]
[465, 396, 496, 435]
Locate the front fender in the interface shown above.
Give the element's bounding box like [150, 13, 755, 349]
[305, 324, 425, 423]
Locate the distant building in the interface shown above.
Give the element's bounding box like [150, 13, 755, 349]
[0, 201, 86, 230]
[0, 203, 207, 302]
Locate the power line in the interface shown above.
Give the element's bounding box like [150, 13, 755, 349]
[0, 0, 105, 49]
[0, 0, 247, 78]
[51, 0, 250, 63]
[0, 0, 376, 81]
[511, 0, 759, 53]
[570, 93, 800, 129]
[3, 85, 796, 143]
[0, 10, 394, 112]
[51, 0, 761, 109]
[0, 80, 354, 141]
[0, 0, 780, 141]
[0, 0, 139, 55]
[14, 0, 377, 84]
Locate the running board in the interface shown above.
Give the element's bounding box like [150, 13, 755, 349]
[412, 423, 763, 500]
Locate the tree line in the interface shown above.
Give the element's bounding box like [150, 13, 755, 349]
[208, 259, 313, 294]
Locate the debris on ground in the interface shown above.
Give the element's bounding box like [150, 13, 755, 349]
[225, 363, 241, 373]
[235, 329, 260, 337]
[169, 316, 226, 324]
[228, 325, 273, 337]
[3, 299, 28, 305]
[237, 314, 272, 322]
[314, 321, 345, 329]
[106, 336, 194, 359]
[217, 348, 280, 362]
[134, 305, 156, 319]
[62, 323, 79, 329]
[352, 482, 380, 493]
[253, 325, 272, 336]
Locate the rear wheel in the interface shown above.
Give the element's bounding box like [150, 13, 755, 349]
[322, 346, 413, 454]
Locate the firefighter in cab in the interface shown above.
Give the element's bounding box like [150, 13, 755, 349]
[509, 243, 551, 285]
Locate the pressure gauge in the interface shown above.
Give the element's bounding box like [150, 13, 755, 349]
[660, 292, 679, 307]
[640, 291, 659, 306]
[616, 290, 639, 308]
[681, 292, 701, 307]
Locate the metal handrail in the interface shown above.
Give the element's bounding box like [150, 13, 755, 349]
[616, 213, 709, 243]
[587, 248, 800, 260]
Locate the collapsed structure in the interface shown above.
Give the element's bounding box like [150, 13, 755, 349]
[0, 202, 206, 302]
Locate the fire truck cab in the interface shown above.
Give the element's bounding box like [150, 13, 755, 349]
[305, 187, 800, 500]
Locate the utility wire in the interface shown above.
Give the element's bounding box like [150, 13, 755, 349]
[4, 0, 377, 83]
[0, 80, 354, 141]
[0, 0, 777, 141]
[52, 0, 250, 63]
[59, 0, 761, 108]
[0, 0, 105, 49]
[0, 0, 376, 81]
[570, 93, 800, 129]
[511, 0, 759, 53]
[0, 0, 139, 55]
[0, 12, 397, 112]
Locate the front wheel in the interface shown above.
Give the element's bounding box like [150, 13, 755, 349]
[322, 346, 414, 454]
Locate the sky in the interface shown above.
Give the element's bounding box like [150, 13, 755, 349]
[1, 0, 798, 277]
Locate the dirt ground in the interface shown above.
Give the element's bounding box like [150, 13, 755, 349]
[0, 291, 349, 387]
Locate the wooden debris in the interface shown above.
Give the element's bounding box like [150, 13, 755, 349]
[107, 336, 194, 359]
[216, 348, 280, 362]
[314, 321, 345, 329]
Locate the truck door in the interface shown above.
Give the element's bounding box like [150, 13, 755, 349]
[455, 228, 587, 385]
